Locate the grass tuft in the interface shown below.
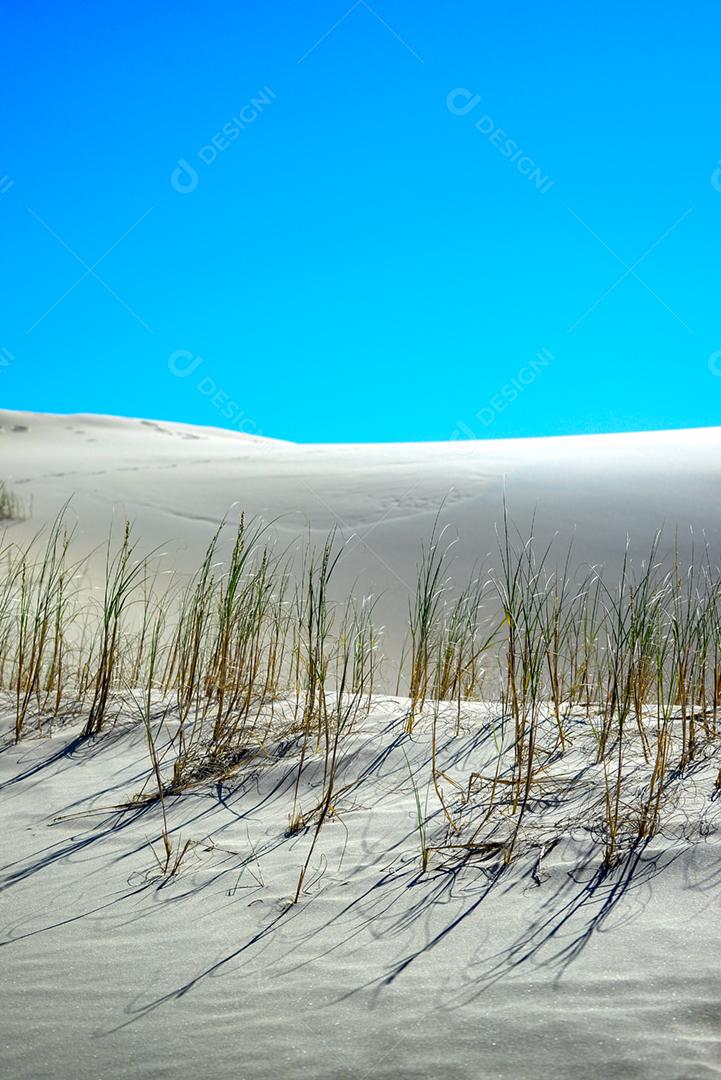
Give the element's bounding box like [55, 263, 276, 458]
[0, 483, 28, 522]
[3, 503, 721, 888]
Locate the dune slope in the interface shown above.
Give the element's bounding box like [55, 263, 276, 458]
[3, 409, 721, 665]
[2, 699, 720, 1080]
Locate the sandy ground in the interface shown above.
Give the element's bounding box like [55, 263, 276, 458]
[2, 698, 720, 1080]
[2, 411, 721, 1078]
[3, 409, 721, 668]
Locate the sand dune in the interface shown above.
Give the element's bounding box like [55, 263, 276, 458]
[2, 699, 720, 1080]
[3, 409, 721, 664]
[3, 411, 721, 1079]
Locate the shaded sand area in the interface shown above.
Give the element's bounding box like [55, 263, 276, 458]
[2, 699, 720, 1080]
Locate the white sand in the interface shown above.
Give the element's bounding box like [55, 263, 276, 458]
[3, 409, 721, 667]
[2, 699, 720, 1080]
[2, 410, 721, 1078]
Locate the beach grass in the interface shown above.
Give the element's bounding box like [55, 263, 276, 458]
[0, 482, 28, 522]
[2, 502, 720, 882]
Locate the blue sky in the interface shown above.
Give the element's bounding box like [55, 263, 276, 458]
[1, 1, 720, 442]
